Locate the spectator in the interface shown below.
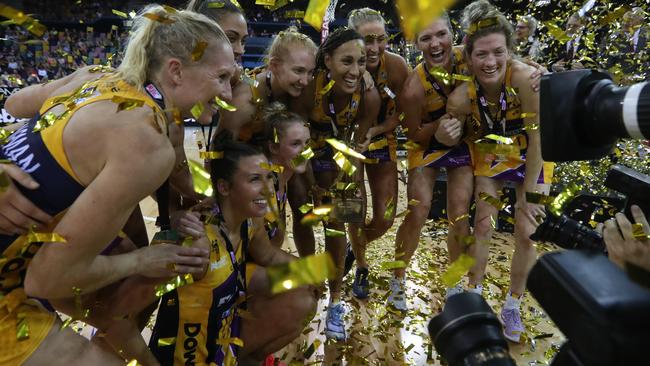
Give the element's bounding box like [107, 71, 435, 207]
[514, 15, 543, 62]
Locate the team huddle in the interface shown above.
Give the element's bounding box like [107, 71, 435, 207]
[0, 0, 552, 364]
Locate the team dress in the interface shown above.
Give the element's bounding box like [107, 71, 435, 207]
[308, 70, 363, 172]
[150, 217, 256, 366]
[407, 47, 474, 170]
[363, 54, 398, 162]
[0, 75, 164, 364]
[468, 61, 554, 183]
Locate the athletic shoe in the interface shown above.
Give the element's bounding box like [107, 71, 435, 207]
[500, 307, 525, 343]
[387, 276, 407, 311]
[342, 241, 355, 277]
[352, 267, 370, 299]
[445, 284, 464, 299]
[325, 302, 347, 341]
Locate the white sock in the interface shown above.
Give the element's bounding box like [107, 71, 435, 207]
[504, 292, 522, 310]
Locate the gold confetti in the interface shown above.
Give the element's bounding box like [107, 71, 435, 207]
[256, 0, 276, 5]
[300, 213, 322, 226]
[111, 95, 144, 112]
[207, 1, 226, 8]
[0, 4, 46, 36]
[368, 138, 388, 151]
[260, 162, 284, 173]
[199, 151, 224, 160]
[299, 203, 314, 214]
[304, 0, 330, 31]
[484, 134, 514, 144]
[326, 139, 366, 160]
[188, 159, 213, 196]
[162, 5, 178, 13]
[291, 147, 315, 168]
[190, 102, 204, 120]
[522, 123, 539, 131]
[543, 21, 570, 43]
[126, 360, 142, 366]
[395, 0, 456, 41]
[380, 260, 407, 270]
[384, 196, 395, 220]
[325, 228, 346, 237]
[112, 9, 128, 18]
[525, 192, 554, 205]
[478, 192, 506, 210]
[157, 337, 176, 346]
[549, 182, 580, 216]
[273, 127, 279, 143]
[333, 151, 357, 176]
[631, 223, 649, 241]
[267, 253, 335, 294]
[403, 141, 421, 150]
[214, 96, 237, 111]
[313, 204, 334, 216]
[520, 112, 537, 118]
[318, 79, 336, 95]
[142, 12, 175, 24]
[191, 41, 208, 62]
[26, 231, 66, 243]
[155, 273, 194, 297]
[408, 199, 420, 206]
[441, 254, 476, 287]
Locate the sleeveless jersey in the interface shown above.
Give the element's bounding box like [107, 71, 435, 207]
[469, 62, 554, 183]
[0, 75, 165, 365]
[150, 219, 254, 366]
[408, 47, 473, 170]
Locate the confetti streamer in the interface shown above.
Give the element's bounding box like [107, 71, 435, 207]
[325, 228, 346, 237]
[214, 96, 237, 111]
[255, 0, 276, 5]
[525, 192, 554, 205]
[395, 0, 457, 41]
[380, 260, 407, 270]
[112, 9, 128, 18]
[368, 138, 388, 151]
[548, 183, 581, 216]
[126, 360, 142, 366]
[326, 139, 366, 160]
[157, 337, 176, 346]
[478, 192, 506, 210]
[384, 196, 395, 220]
[188, 160, 213, 196]
[266, 253, 335, 294]
[543, 21, 570, 43]
[207, 1, 226, 8]
[318, 79, 335, 95]
[631, 223, 649, 241]
[484, 134, 514, 144]
[190, 102, 204, 120]
[191, 41, 208, 62]
[260, 162, 284, 173]
[304, 0, 331, 31]
[299, 203, 314, 214]
[155, 273, 194, 297]
[0, 4, 46, 36]
[199, 151, 224, 160]
[441, 254, 476, 287]
[333, 151, 357, 176]
[313, 204, 334, 216]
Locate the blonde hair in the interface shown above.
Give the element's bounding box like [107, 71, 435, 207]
[347, 8, 385, 31]
[111, 4, 229, 89]
[265, 26, 317, 65]
[461, 0, 514, 55]
[185, 0, 244, 23]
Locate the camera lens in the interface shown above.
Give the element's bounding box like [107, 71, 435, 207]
[530, 213, 605, 252]
[429, 293, 515, 366]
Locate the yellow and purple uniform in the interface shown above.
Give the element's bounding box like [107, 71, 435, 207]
[363, 54, 398, 162]
[468, 62, 554, 183]
[408, 47, 473, 170]
[149, 219, 255, 366]
[0, 75, 164, 365]
[309, 70, 363, 172]
[237, 67, 268, 147]
[265, 171, 287, 240]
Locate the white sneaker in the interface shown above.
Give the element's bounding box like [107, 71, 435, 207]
[445, 284, 464, 299]
[387, 276, 407, 311]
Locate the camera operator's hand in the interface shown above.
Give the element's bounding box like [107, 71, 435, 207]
[434, 114, 463, 147]
[0, 164, 53, 235]
[602, 205, 650, 272]
[551, 61, 566, 72]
